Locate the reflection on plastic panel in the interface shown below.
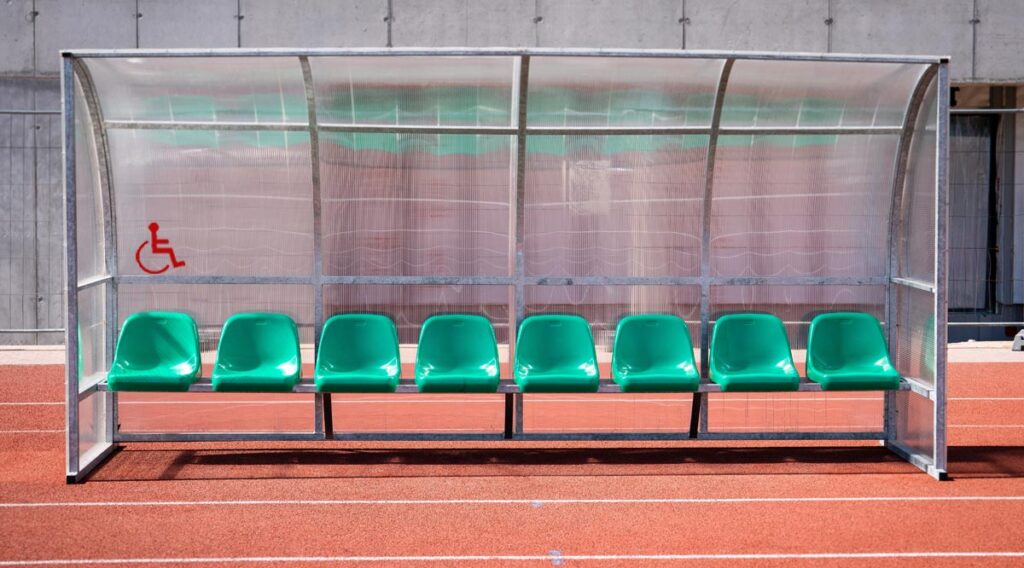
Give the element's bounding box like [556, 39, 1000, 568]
[525, 136, 707, 277]
[320, 134, 512, 277]
[711, 135, 898, 278]
[108, 130, 314, 277]
[85, 57, 308, 124]
[311, 56, 515, 127]
[527, 57, 724, 127]
[721, 60, 921, 127]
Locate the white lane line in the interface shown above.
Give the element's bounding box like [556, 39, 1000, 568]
[3, 495, 1024, 509]
[953, 424, 1024, 428]
[3, 552, 1024, 565]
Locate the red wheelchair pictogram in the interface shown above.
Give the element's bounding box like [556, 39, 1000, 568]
[135, 222, 186, 275]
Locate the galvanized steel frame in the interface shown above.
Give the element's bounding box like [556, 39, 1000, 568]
[62, 48, 949, 482]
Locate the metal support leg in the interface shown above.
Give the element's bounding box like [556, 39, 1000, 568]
[688, 392, 703, 439]
[504, 393, 514, 439]
[323, 392, 334, 438]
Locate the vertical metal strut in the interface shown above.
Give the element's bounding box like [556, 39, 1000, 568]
[300, 56, 331, 438]
[692, 58, 734, 439]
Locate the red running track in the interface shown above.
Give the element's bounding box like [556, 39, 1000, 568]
[1, 362, 1023, 566]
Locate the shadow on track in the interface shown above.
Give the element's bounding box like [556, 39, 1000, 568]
[88, 445, 925, 482]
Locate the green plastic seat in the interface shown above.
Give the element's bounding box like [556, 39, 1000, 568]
[415, 314, 500, 393]
[315, 314, 401, 393]
[514, 314, 599, 393]
[212, 312, 301, 392]
[107, 312, 201, 392]
[612, 314, 699, 392]
[709, 313, 799, 392]
[806, 312, 901, 391]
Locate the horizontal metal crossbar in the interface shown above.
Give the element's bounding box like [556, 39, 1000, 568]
[105, 120, 309, 131]
[92, 378, 924, 396]
[102, 120, 905, 137]
[64, 47, 947, 65]
[112, 274, 889, 287]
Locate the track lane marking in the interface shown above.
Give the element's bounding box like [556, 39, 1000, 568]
[3, 496, 1024, 509]
[3, 552, 1024, 565]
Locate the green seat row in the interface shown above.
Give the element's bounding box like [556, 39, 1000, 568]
[106, 310, 900, 394]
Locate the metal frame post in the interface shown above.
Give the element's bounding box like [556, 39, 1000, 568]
[62, 55, 80, 483]
[693, 58, 734, 439]
[512, 55, 530, 438]
[300, 55, 331, 439]
[933, 62, 950, 479]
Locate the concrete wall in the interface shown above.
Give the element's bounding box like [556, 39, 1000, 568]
[2, 0, 1024, 81]
[3, 0, 1024, 343]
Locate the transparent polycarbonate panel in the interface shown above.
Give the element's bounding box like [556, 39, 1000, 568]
[897, 79, 938, 284]
[525, 135, 707, 277]
[74, 79, 105, 281]
[107, 129, 314, 277]
[116, 284, 314, 358]
[84, 57, 308, 124]
[77, 283, 108, 383]
[522, 392, 695, 434]
[721, 60, 923, 127]
[706, 391, 884, 434]
[78, 390, 109, 461]
[893, 284, 936, 385]
[311, 56, 515, 127]
[524, 285, 701, 357]
[894, 390, 935, 460]
[324, 284, 511, 377]
[711, 135, 897, 278]
[526, 57, 723, 127]
[330, 393, 506, 435]
[116, 392, 314, 435]
[321, 134, 512, 277]
[710, 285, 886, 350]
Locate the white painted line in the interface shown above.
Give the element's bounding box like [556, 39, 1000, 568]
[952, 424, 1024, 428]
[2, 552, 1024, 565]
[0, 402, 63, 406]
[0, 429, 62, 434]
[3, 495, 1024, 509]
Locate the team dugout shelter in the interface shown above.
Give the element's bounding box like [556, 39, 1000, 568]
[61, 48, 950, 483]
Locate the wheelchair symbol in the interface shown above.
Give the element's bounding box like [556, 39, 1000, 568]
[135, 222, 186, 275]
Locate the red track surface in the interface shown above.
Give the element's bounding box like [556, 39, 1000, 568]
[1, 363, 1023, 566]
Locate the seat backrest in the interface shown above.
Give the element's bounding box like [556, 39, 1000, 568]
[711, 313, 794, 373]
[515, 314, 597, 373]
[318, 314, 399, 372]
[613, 314, 695, 373]
[808, 312, 891, 371]
[113, 311, 200, 372]
[216, 312, 300, 372]
[416, 314, 499, 373]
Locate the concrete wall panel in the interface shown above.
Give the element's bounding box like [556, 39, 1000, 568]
[0, 1, 34, 75]
[536, 0, 682, 48]
[976, 0, 1024, 82]
[35, 0, 137, 74]
[139, 0, 238, 49]
[392, 0, 536, 47]
[240, 0, 387, 48]
[831, 0, 973, 82]
[685, 0, 827, 52]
